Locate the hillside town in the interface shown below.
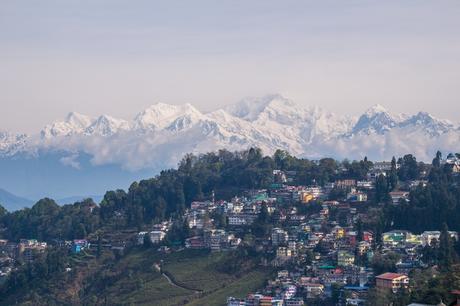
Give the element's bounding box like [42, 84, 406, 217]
[1, 153, 460, 305]
[126, 156, 460, 305]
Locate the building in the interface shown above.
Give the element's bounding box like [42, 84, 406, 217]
[337, 250, 355, 267]
[203, 229, 228, 251]
[336, 179, 356, 189]
[357, 180, 374, 189]
[375, 273, 409, 293]
[421, 231, 458, 246]
[137, 232, 148, 245]
[149, 230, 166, 244]
[271, 228, 288, 246]
[299, 192, 314, 203]
[357, 241, 371, 256]
[347, 191, 368, 202]
[283, 285, 297, 300]
[18, 239, 47, 262]
[276, 247, 292, 259]
[303, 283, 324, 298]
[72, 239, 89, 253]
[227, 213, 257, 226]
[372, 161, 394, 171]
[382, 230, 411, 247]
[187, 214, 204, 229]
[389, 191, 409, 204]
[226, 297, 245, 306]
[284, 298, 304, 306]
[185, 236, 206, 249]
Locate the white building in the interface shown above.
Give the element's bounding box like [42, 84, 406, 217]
[149, 230, 166, 244]
[271, 228, 288, 246]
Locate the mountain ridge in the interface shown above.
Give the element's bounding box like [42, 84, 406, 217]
[0, 188, 34, 212]
[1, 95, 459, 171]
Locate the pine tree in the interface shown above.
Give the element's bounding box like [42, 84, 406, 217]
[439, 223, 454, 270]
[388, 156, 398, 191]
[432, 151, 442, 168]
[375, 174, 390, 203]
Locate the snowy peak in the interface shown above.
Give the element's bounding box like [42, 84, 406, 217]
[1, 95, 460, 169]
[41, 112, 94, 138]
[400, 112, 454, 136]
[85, 115, 130, 136]
[352, 104, 398, 135]
[364, 104, 388, 117]
[65, 112, 93, 129]
[225, 94, 299, 122]
[351, 104, 457, 136]
[0, 131, 27, 155]
[133, 102, 203, 131]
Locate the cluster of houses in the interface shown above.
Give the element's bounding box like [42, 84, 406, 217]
[132, 159, 459, 305]
[3, 157, 460, 304]
[0, 237, 93, 281]
[219, 162, 460, 306]
[0, 239, 48, 280]
[137, 221, 171, 245]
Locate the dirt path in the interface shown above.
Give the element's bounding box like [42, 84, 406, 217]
[154, 263, 202, 293]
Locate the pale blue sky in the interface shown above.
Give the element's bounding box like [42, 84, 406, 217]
[1, 1, 460, 132]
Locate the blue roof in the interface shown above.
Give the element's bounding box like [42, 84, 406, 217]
[344, 286, 369, 290]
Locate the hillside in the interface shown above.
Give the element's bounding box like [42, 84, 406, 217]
[0, 248, 272, 306]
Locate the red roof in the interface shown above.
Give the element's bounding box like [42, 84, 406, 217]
[376, 272, 407, 280]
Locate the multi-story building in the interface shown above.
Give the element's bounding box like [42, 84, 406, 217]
[337, 250, 355, 267]
[375, 273, 409, 293]
[276, 247, 292, 259]
[227, 213, 257, 226]
[149, 230, 166, 244]
[271, 228, 288, 246]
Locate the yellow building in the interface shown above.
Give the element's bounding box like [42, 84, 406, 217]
[300, 192, 314, 203]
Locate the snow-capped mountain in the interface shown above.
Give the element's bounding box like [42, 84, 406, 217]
[133, 103, 202, 132]
[351, 104, 400, 135]
[0, 131, 28, 156]
[399, 112, 454, 136]
[2, 94, 460, 172]
[0, 95, 458, 168]
[84, 115, 130, 136]
[2, 94, 460, 200]
[41, 112, 93, 138]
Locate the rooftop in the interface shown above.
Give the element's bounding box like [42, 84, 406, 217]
[376, 272, 407, 280]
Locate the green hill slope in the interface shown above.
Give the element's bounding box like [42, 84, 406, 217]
[2, 247, 273, 306]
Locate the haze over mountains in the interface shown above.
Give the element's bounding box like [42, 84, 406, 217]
[1, 94, 459, 202]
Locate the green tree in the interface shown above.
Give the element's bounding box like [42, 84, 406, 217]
[375, 174, 390, 203]
[0, 203, 7, 217]
[388, 156, 398, 191]
[397, 154, 420, 181]
[439, 223, 454, 270]
[432, 150, 442, 168]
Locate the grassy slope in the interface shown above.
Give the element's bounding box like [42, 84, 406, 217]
[90, 248, 272, 306]
[0, 248, 271, 306]
[186, 269, 270, 306]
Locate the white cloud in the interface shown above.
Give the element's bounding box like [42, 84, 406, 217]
[59, 154, 81, 169]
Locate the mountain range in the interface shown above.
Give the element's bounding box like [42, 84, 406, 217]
[1, 94, 459, 202]
[0, 188, 34, 212]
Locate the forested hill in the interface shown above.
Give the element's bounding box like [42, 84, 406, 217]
[1, 148, 460, 243]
